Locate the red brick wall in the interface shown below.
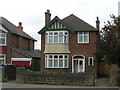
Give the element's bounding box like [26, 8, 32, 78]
[11, 49, 27, 58]
[6, 32, 34, 64]
[69, 31, 98, 72]
[41, 31, 98, 72]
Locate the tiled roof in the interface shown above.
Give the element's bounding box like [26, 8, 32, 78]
[62, 14, 97, 31]
[38, 14, 98, 34]
[0, 17, 36, 41]
[12, 47, 41, 58]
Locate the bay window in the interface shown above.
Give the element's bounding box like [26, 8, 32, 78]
[45, 54, 68, 68]
[46, 31, 68, 43]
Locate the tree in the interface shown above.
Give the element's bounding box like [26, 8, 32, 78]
[97, 15, 120, 67]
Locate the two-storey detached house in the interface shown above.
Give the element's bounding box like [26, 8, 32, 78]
[38, 10, 99, 73]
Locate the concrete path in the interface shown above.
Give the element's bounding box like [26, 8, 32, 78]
[96, 77, 109, 86]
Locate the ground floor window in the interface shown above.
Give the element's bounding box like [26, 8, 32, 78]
[88, 57, 94, 66]
[45, 54, 68, 68]
[0, 54, 5, 65]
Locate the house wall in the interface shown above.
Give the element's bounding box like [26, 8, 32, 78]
[6, 32, 34, 64]
[6, 32, 12, 64]
[41, 31, 98, 72]
[69, 31, 98, 72]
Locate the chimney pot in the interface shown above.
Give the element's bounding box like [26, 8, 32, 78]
[19, 22, 22, 27]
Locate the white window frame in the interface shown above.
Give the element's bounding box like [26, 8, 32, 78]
[88, 57, 94, 66]
[78, 32, 89, 43]
[45, 54, 69, 68]
[46, 31, 68, 44]
[0, 54, 6, 65]
[0, 33, 7, 46]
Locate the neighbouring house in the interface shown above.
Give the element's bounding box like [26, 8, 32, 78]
[38, 10, 99, 73]
[0, 17, 40, 71]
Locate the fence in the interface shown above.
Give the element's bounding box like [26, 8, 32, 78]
[16, 67, 96, 86]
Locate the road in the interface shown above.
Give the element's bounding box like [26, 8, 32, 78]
[1, 81, 120, 90]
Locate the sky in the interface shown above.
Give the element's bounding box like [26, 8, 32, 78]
[0, 0, 119, 49]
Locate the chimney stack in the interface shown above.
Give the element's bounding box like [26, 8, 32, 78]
[45, 9, 51, 25]
[96, 17, 100, 30]
[17, 22, 23, 33]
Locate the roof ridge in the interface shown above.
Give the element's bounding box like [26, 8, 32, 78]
[1, 17, 17, 28]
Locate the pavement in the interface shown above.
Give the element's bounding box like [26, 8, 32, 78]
[1, 80, 119, 89]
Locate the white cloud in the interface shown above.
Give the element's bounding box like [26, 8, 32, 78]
[0, 0, 119, 49]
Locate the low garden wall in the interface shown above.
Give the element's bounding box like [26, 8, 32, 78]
[0, 65, 16, 82]
[109, 69, 120, 86]
[16, 67, 96, 86]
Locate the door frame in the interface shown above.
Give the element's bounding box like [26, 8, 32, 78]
[72, 55, 85, 73]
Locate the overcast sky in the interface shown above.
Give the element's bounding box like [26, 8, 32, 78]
[0, 0, 119, 49]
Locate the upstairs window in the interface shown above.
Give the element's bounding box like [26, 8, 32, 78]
[0, 33, 6, 46]
[0, 54, 5, 65]
[78, 32, 89, 43]
[46, 31, 68, 43]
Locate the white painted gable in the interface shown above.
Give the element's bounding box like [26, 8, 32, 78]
[48, 21, 66, 29]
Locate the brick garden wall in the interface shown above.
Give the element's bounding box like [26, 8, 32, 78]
[109, 68, 120, 86]
[16, 67, 96, 86]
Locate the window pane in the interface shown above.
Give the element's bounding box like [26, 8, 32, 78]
[49, 36, 53, 43]
[0, 38, 5, 44]
[0, 55, 4, 58]
[54, 32, 58, 35]
[64, 60, 68, 67]
[65, 32, 68, 35]
[0, 60, 4, 64]
[79, 61, 83, 69]
[49, 32, 53, 35]
[49, 55, 53, 59]
[64, 36, 68, 43]
[45, 60, 47, 67]
[48, 60, 53, 67]
[59, 32, 63, 35]
[79, 36, 83, 42]
[65, 55, 68, 59]
[89, 58, 93, 66]
[54, 55, 58, 58]
[59, 60, 63, 67]
[54, 36, 58, 43]
[79, 32, 83, 35]
[54, 60, 58, 67]
[84, 32, 88, 34]
[59, 55, 63, 58]
[84, 36, 88, 42]
[59, 36, 63, 43]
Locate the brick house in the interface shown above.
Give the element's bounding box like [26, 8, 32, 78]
[0, 17, 40, 70]
[38, 10, 99, 73]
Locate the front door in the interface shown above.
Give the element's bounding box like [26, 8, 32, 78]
[72, 55, 85, 73]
